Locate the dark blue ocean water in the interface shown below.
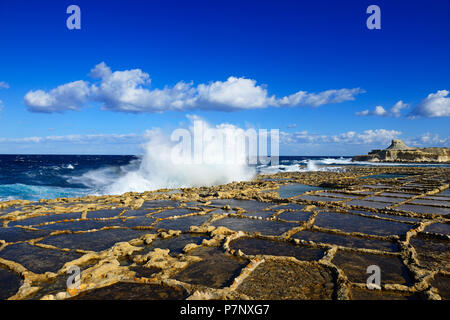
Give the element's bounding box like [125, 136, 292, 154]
[0, 154, 446, 201]
[0, 155, 137, 201]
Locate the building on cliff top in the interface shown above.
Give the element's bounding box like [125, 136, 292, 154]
[352, 139, 450, 163]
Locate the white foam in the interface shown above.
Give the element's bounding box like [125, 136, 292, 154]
[305, 160, 320, 171]
[74, 119, 256, 195]
[258, 159, 343, 174]
[257, 164, 300, 174]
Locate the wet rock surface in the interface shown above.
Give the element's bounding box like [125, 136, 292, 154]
[236, 259, 334, 299]
[39, 228, 151, 252]
[410, 234, 450, 272]
[70, 282, 189, 300]
[174, 247, 247, 289]
[431, 273, 450, 300]
[314, 211, 413, 236]
[0, 268, 22, 300]
[0, 243, 82, 274]
[332, 251, 413, 285]
[212, 217, 298, 236]
[292, 230, 398, 252]
[0, 165, 449, 300]
[349, 287, 420, 300]
[230, 238, 323, 261]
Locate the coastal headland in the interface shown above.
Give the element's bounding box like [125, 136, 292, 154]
[353, 139, 450, 163]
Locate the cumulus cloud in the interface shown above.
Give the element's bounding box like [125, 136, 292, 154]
[357, 91, 450, 119]
[24, 62, 364, 113]
[356, 101, 408, 117]
[410, 90, 450, 118]
[24, 80, 92, 113]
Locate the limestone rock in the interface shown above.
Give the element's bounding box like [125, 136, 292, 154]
[182, 243, 199, 253]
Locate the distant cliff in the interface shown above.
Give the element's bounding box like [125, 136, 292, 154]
[352, 139, 450, 163]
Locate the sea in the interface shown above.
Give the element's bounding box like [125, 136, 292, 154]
[0, 154, 448, 202]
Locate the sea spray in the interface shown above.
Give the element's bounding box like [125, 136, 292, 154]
[105, 119, 258, 194]
[305, 160, 320, 171]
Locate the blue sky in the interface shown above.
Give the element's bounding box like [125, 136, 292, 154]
[0, 0, 449, 155]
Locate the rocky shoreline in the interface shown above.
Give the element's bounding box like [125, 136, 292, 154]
[0, 165, 449, 300]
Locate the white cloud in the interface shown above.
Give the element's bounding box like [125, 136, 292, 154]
[24, 80, 92, 113]
[24, 62, 364, 113]
[405, 132, 449, 147]
[338, 129, 402, 144]
[390, 101, 409, 117]
[355, 109, 369, 116]
[281, 128, 449, 150]
[357, 91, 450, 119]
[276, 88, 364, 108]
[356, 101, 408, 117]
[373, 106, 387, 116]
[0, 133, 142, 144]
[196, 77, 271, 110]
[3, 130, 445, 148]
[411, 90, 450, 118]
[281, 128, 402, 145]
[0, 132, 144, 155]
[2, 126, 447, 155]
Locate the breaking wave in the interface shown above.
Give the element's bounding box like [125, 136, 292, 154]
[257, 156, 449, 175]
[73, 119, 256, 195]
